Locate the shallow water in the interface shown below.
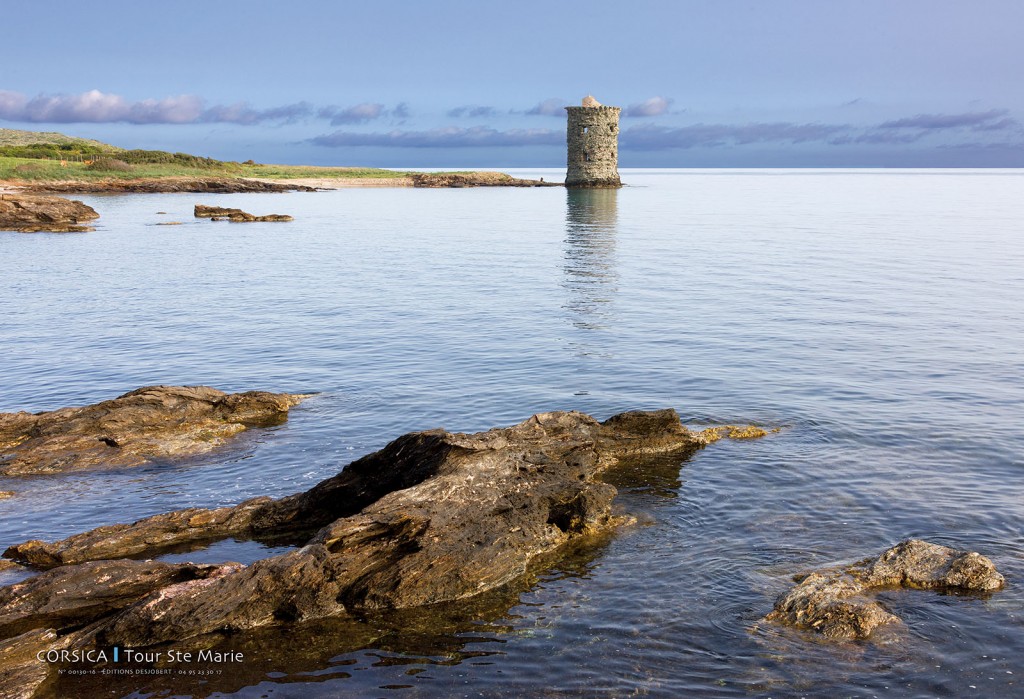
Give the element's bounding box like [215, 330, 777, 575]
[1, 169, 1023, 697]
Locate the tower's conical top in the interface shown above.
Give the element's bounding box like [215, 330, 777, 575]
[581, 95, 602, 107]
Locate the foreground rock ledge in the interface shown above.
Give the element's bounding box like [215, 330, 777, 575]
[0, 193, 99, 232]
[765, 539, 1005, 640]
[0, 386, 306, 476]
[1, 410, 764, 673]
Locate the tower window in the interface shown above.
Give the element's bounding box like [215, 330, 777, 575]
[583, 126, 589, 134]
[584, 151, 590, 162]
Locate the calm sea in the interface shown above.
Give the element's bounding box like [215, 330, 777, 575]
[1, 169, 1022, 698]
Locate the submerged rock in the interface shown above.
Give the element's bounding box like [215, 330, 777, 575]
[0, 193, 99, 232]
[0, 385, 306, 476]
[194, 204, 293, 222]
[1, 410, 763, 670]
[765, 539, 1004, 639]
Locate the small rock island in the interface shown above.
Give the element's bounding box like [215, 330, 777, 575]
[0, 193, 99, 232]
[0, 386, 306, 476]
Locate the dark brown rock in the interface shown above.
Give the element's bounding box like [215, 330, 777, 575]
[0, 385, 306, 476]
[238, 213, 292, 222]
[765, 539, 1005, 639]
[194, 204, 247, 218]
[0, 560, 237, 638]
[95, 410, 711, 646]
[861, 538, 1004, 590]
[6, 498, 273, 568]
[0, 629, 60, 699]
[0, 193, 99, 232]
[194, 204, 293, 221]
[7, 410, 734, 569]
[0, 409, 769, 696]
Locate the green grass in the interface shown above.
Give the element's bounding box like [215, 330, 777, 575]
[0, 128, 114, 150]
[239, 163, 412, 179]
[0, 156, 234, 181]
[0, 129, 471, 183]
[0, 156, 421, 182]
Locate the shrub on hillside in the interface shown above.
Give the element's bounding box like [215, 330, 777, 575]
[86, 158, 134, 172]
[0, 143, 108, 160]
[118, 149, 222, 168]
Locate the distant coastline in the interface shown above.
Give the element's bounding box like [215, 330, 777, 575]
[0, 127, 557, 193]
[1, 171, 558, 195]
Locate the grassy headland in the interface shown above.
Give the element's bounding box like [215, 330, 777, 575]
[0, 128, 554, 191]
[0, 155, 411, 183]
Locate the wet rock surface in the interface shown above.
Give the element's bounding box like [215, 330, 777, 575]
[0, 385, 306, 476]
[765, 539, 1005, 639]
[0, 628, 61, 699]
[0, 560, 237, 638]
[0, 409, 757, 695]
[0, 193, 99, 232]
[194, 204, 293, 222]
[6, 498, 274, 568]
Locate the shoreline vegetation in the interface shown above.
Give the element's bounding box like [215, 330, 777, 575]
[0, 128, 557, 233]
[0, 128, 559, 193]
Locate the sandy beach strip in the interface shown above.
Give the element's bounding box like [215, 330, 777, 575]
[242, 176, 415, 189]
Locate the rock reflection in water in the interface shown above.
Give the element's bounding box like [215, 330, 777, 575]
[600, 451, 695, 500]
[564, 188, 619, 338]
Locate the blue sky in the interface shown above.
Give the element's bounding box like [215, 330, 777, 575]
[2, 0, 1022, 167]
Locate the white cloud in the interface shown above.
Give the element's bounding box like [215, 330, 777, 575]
[624, 96, 673, 118]
[0, 89, 309, 125]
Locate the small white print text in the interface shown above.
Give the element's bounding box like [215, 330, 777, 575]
[37, 648, 244, 664]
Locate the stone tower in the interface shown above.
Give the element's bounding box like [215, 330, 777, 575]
[565, 95, 621, 188]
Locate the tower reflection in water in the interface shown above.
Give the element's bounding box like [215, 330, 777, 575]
[563, 188, 619, 341]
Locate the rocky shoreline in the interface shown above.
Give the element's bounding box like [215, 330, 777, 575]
[2, 171, 559, 196]
[0, 171, 559, 232]
[10, 177, 316, 194]
[0, 398, 1008, 697]
[409, 172, 561, 188]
